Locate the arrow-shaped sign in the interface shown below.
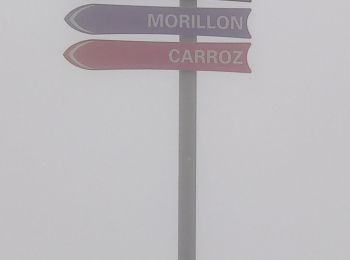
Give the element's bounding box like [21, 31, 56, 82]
[65, 4, 251, 38]
[64, 40, 251, 73]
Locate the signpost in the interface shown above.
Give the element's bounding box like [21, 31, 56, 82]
[64, 40, 251, 72]
[64, 1, 252, 260]
[178, 1, 197, 260]
[65, 4, 251, 38]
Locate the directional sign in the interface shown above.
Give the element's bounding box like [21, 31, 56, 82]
[64, 40, 251, 73]
[65, 4, 251, 38]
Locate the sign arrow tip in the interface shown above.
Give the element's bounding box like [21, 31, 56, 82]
[64, 5, 95, 34]
[63, 41, 95, 70]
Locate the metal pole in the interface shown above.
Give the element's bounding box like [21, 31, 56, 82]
[179, 1, 197, 260]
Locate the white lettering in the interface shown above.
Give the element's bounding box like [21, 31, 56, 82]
[196, 15, 206, 29]
[207, 50, 218, 64]
[194, 50, 206, 63]
[206, 16, 216, 29]
[169, 49, 180, 63]
[219, 50, 232, 64]
[168, 49, 245, 65]
[181, 50, 194, 63]
[165, 14, 178, 28]
[233, 51, 243, 64]
[231, 17, 243, 30]
[179, 15, 190, 28]
[148, 14, 244, 31]
[148, 14, 163, 28]
[217, 16, 230, 29]
[191, 15, 196, 28]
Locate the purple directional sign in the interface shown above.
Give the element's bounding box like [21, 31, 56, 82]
[65, 4, 251, 38]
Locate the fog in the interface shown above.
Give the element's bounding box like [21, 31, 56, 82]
[1, 0, 350, 259]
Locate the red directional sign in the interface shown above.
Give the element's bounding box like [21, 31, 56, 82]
[64, 40, 251, 73]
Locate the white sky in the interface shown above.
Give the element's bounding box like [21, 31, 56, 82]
[1, 0, 350, 259]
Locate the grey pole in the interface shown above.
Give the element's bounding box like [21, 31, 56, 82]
[179, 1, 197, 260]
